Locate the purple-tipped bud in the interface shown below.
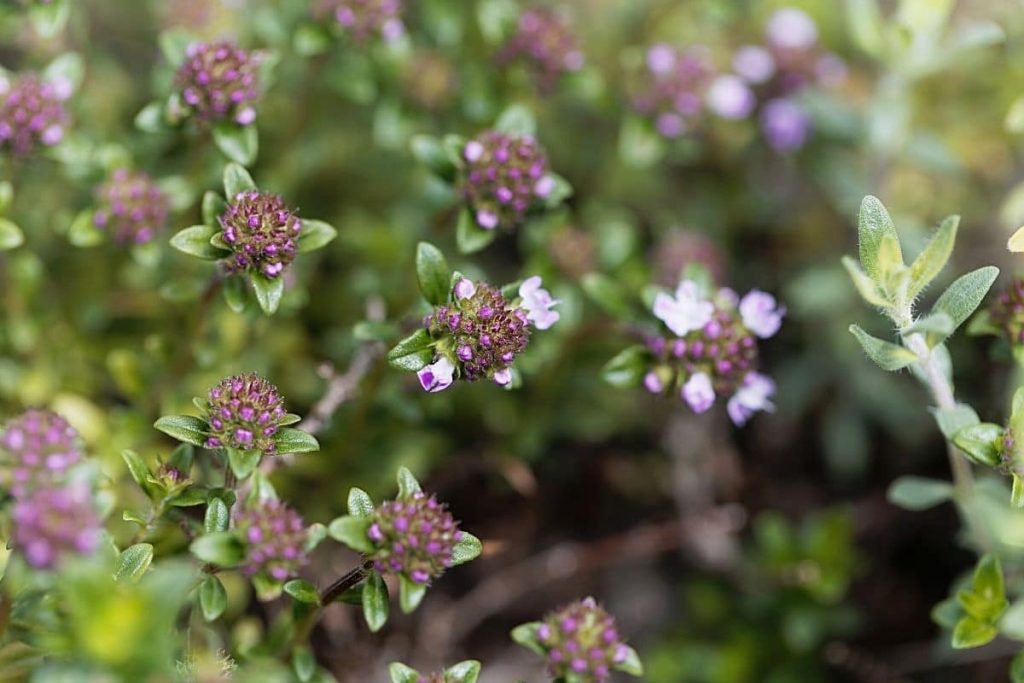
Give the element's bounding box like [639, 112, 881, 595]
[497, 8, 584, 92]
[234, 499, 309, 587]
[203, 373, 287, 455]
[366, 491, 461, 584]
[175, 41, 261, 125]
[459, 130, 551, 233]
[1, 410, 82, 499]
[13, 485, 101, 569]
[534, 598, 634, 682]
[218, 191, 302, 278]
[93, 169, 170, 245]
[0, 74, 69, 156]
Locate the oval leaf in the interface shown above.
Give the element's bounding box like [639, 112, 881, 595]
[362, 571, 390, 633]
[297, 219, 338, 253]
[154, 415, 209, 446]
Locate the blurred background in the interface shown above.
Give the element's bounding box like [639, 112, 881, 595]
[2, 0, 1024, 680]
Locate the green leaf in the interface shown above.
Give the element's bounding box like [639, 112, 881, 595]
[202, 191, 227, 228]
[456, 208, 499, 254]
[510, 622, 546, 656]
[43, 53, 83, 93]
[1013, 474, 1024, 508]
[445, 660, 481, 682]
[602, 346, 650, 388]
[935, 403, 980, 439]
[273, 428, 320, 455]
[416, 242, 452, 306]
[388, 662, 420, 683]
[858, 196, 902, 281]
[297, 219, 338, 253]
[1012, 650, 1024, 683]
[159, 29, 195, 67]
[952, 423, 1004, 467]
[213, 123, 258, 166]
[908, 215, 958, 299]
[170, 225, 229, 260]
[121, 450, 155, 498]
[29, 0, 71, 38]
[904, 312, 954, 338]
[153, 415, 209, 446]
[960, 555, 1007, 621]
[348, 487, 375, 517]
[397, 466, 422, 498]
[540, 172, 573, 209]
[252, 574, 284, 601]
[284, 579, 321, 605]
[362, 571, 389, 632]
[387, 329, 435, 371]
[114, 543, 154, 582]
[328, 515, 375, 553]
[886, 476, 953, 511]
[226, 448, 262, 479]
[932, 266, 1000, 335]
[614, 645, 644, 677]
[251, 274, 285, 315]
[848, 325, 919, 371]
[581, 273, 633, 318]
[122, 510, 148, 527]
[199, 576, 227, 621]
[293, 645, 316, 683]
[222, 163, 257, 199]
[495, 104, 536, 137]
[0, 218, 24, 251]
[190, 531, 244, 566]
[952, 617, 998, 649]
[411, 135, 457, 182]
[134, 102, 164, 133]
[168, 443, 195, 473]
[223, 275, 247, 313]
[68, 210, 104, 247]
[398, 574, 427, 614]
[205, 498, 230, 534]
[305, 522, 328, 552]
[451, 531, 482, 566]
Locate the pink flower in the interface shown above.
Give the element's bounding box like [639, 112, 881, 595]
[739, 290, 785, 338]
[418, 356, 455, 392]
[653, 280, 714, 336]
[519, 276, 561, 330]
[727, 372, 776, 425]
[682, 372, 715, 413]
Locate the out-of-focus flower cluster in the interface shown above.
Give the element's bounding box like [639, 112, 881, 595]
[536, 598, 632, 683]
[0, 74, 69, 156]
[93, 169, 170, 245]
[235, 499, 310, 582]
[632, 45, 715, 139]
[459, 131, 554, 232]
[644, 280, 784, 425]
[175, 41, 262, 126]
[312, 0, 405, 43]
[497, 8, 584, 92]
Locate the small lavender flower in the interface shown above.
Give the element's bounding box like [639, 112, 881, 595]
[765, 7, 818, 51]
[739, 289, 785, 338]
[175, 41, 261, 126]
[498, 8, 584, 92]
[653, 280, 714, 337]
[991, 277, 1024, 345]
[760, 98, 811, 152]
[518, 276, 561, 330]
[705, 74, 756, 120]
[459, 131, 552, 232]
[366, 491, 462, 584]
[418, 356, 455, 393]
[424, 279, 531, 386]
[682, 372, 715, 413]
[0, 74, 69, 156]
[733, 45, 776, 85]
[726, 371, 776, 426]
[536, 598, 632, 682]
[13, 485, 100, 569]
[93, 169, 170, 245]
[632, 45, 715, 139]
[314, 0, 405, 43]
[1, 409, 82, 498]
[203, 373, 287, 454]
[234, 499, 309, 582]
[218, 191, 302, 278]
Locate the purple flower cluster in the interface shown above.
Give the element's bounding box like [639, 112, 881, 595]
[645, 281, 783, 425]
[313, 0, 405, 43]
[203, 373, 287, 454]
[632, 44, 715, 138]
[990, 277, 1024, 345]
[497, 8, 584, 92]
[13, 485, 101, 570]
[1, 410, 82, 498]
[459, 131, 553, 232]
[218, 190, 302, 278]
[93, 169, 170, 245]
[234, 499, 309, 582]
[366, 491, 462, 584]
[175, 41, 261, 127]
[0, 74, 69, 156]
[537, 598, 631, 683]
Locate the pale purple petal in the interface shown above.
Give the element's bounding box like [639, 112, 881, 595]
[417, 356, 455, 393]
[519, 275, 561, 330]
[464, 140, 485, 162]
[706, 75, 756, 120]
[643, 371, 663, 394]
[493, 368, 513, 385]
[682, 372, 715, 413]
[653, 280, 714, 337]
[646, 43, 677, 75]
[739, 289, 785, 338]
[733, 45, 775, 84]
[765, 8, 818, 50]
[454, 277, 477, 300]
[727, 372, 776, 426]
[476, 210, 499, 230]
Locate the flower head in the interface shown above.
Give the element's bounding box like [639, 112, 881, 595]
[726, 371, 776, 426]
[498, 8, 584, 91]
[218, 190, 302, 278]
[234, 499, 309, 583]
[314, 0, 405, 43]
[1, 410, 82, 498]
[739, 289, 785, 338]
[425, 280, 531, 385]
[459, 131, 551, 232]
[518, 276, 561, 330]
[203, 373, 287, 454]
[632, 45, 715, 139]
[13, 485, 100, 569]
[0, 74, 69, 156]
[366, 491, 462, 584]
[653, 280, 714, 337]
[93, 169, 170, 245]
[536, 598, 632, 682]
[175, 41, 261, 126]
